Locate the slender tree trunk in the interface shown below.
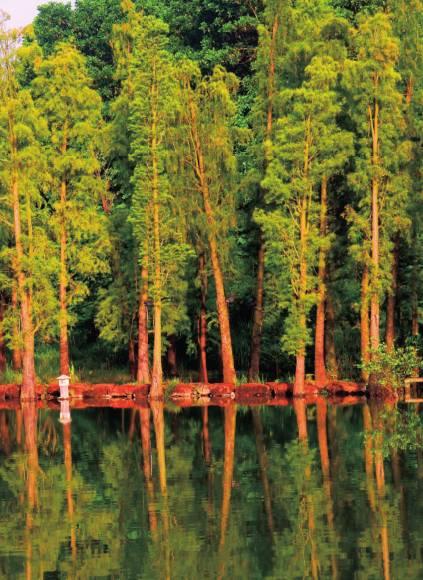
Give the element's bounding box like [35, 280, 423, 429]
[11, 285, 22, 371]
[188, 99, 236, 384]
[249, 15, 279, 380]
[294, 196, 308, 396]
[137, 257, 150, 384]
[0, 297, 6, 373]
[12, 169, 36, 399]
[315, 177, 328, 385]
[198, 254, 209, 383]
[361, 265, 370, 382]
[150, 79, 163, 399]
[293, 397, 308, 442]
[385, 241, 398, 351]
[369, 102, 380, 356]
[59, 177, 70, 375]
[325, 292, 338, 379]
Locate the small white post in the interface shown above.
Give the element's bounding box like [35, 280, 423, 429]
[57, 374, 70, 400]
[59, 399, 72, 424]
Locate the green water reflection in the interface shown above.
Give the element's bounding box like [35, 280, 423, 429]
[0, 400, 421, 579]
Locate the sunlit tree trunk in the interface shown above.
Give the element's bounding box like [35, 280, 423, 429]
[198, 254, 209, 383]
[137, 256, 150, 384]
[315, 177, 328, 385]
[59, 125, 70, 376]
[294, 195, 308, 396]
[188, 97, 236, 385]
[249, 14, 279, 381]
[369, 101, 380, 357]
[12, 169, 36, 399]
[150, 73, 163, 398]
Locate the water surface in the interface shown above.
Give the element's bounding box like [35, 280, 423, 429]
[0, 400, 421, 579]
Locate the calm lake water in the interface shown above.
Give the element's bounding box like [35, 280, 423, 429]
[0, 400, 421, 579]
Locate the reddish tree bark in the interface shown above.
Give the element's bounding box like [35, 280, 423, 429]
[369, 102, 380, 374]
[137, 260, 150, 384]
[249, 15, 279, 380]
[198, 254, 209, 383]
[315, 177, 328, 385]
[385, 241, 398, 352]
[12, 173, 36, 399]
[187, 95, 236, 385]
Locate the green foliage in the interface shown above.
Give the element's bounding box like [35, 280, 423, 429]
[360, 343, 421, 388]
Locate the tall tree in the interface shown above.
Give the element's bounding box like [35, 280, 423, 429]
[258, 55, 352, 395]
[178, 63, 240, 384]
[128, 12, 191, 396]
[32, 43, 110, 375]
[344, 13, 409, 379]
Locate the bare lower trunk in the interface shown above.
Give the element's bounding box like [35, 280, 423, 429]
[150, 82, 163, 399]
[59, 179, 70, 376]
[369, 101, 380, 388]
[249, 238, 265, 381]
[198, 254, 209, 383]
[188, 98, 236, 385]
[385, 242, 398, 351]
[137, 259, 150, 384]
[361, 265, 370, 382]
[12, 174, 35, 399]
[315, 177, 328, 385]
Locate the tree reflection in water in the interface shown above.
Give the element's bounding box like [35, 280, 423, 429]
[0, 400, 420, 579]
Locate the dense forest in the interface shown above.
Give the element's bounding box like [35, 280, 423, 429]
[0, 0, 421, 399]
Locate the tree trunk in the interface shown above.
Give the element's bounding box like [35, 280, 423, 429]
[294, 196, 308, 397]
[59, 179, 70, 376]
[167, 335, 177, 377]
[369, 102, 380, 356]
[249, 239, 265, 381]
[293, 397, 308, 443]
[361, 265, 370, 382]
[198, 254, 209, 383]
[188, 98, 236, 385]
[150, 78, 163, 399]
[249, 15, 279, 380]
[12, 171, 36, 399]
[11, 285, 22, 371]
[0, 297, 6, 373]
[385, 241, 398, 351]
[137, 258, 150, 384]
[315, 177, 328, 385]
[325, 292, 338, 379]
